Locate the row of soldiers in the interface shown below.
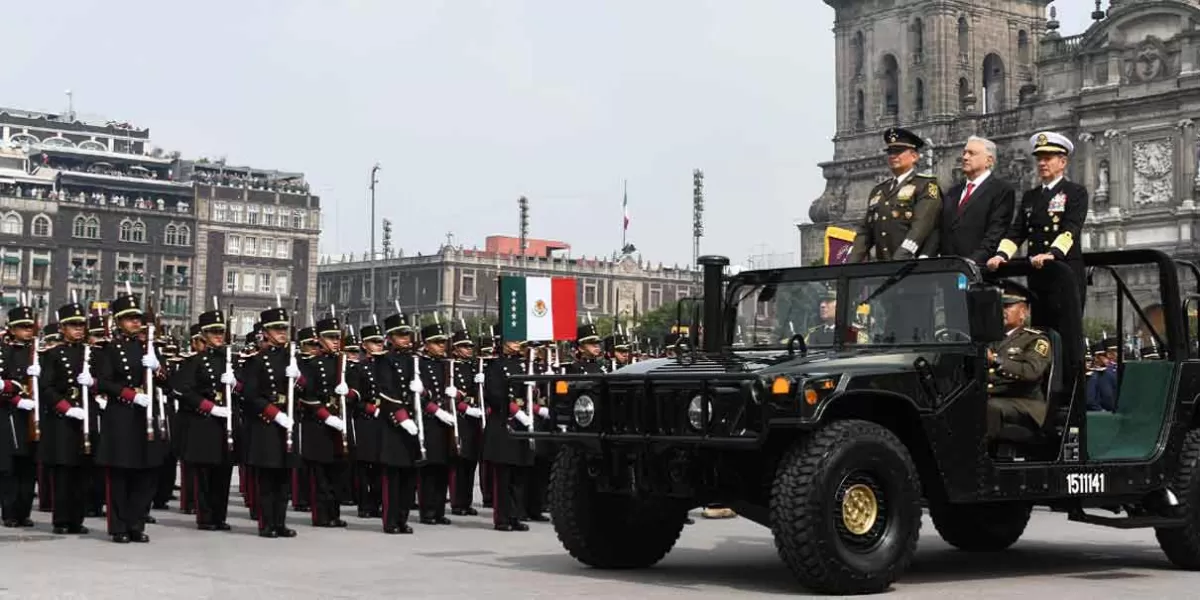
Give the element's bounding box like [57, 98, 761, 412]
[0, 294, 638, 541]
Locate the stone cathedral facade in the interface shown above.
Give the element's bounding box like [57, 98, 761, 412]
[801, 0, 1200, 315]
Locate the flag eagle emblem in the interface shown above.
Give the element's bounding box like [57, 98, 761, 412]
[532, 299, 548, 317]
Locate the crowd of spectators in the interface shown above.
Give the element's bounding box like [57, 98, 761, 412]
[44, 155, 170, 181]
[55, 186, 191, 213]
[191, 168, 310, 194]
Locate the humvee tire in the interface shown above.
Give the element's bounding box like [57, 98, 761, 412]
[1156, 429, 1200, 568]
[549, 446, 688, 569]
[770, 419, 922, 595]
[929, 500, 1032, 552]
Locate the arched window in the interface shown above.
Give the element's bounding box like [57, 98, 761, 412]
[958, 16, 970, 56]
[9, 133, 38, 146]
[119, 219, 133, 242]
[132, 220, 146, 243]
[78, 140, 107, 152]
[912, 19, 924, 57]
[177, 225, 191, 246]
[881, 54, 900, 116]
[73, 215, 88, 238]
[915, 78, 925, 114]
[855, 89, 865, 126]
[1, 212, 22, 235]
[1018, 30, 1030, 63]
[165, 224, 178, 246]
[982, 53, 1007, 113]
[852, 31, 865, 77]
[42, 136, 74, 148]
[31, 214, 51, 237]
[85, 217, 99, 239]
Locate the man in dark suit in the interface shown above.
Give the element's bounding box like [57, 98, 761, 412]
[940, 136, 1015, 264]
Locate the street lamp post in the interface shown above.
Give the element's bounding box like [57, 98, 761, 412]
[369, 163, 381, 319]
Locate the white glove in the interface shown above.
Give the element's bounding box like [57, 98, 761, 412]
[16, 398, 37, 411]
[76, 372, 95, 388]
[537, 406, 550, 419]
[473, 372, 485, 384]
[325, 415, 346, 432]
[334, 382, 349, 396]
[133, 393, 151, 408]
[285, 364, 302, 379]
[434, 409, 455, 426]
[408, 378, 424, 394]
[400, 419, 418, 435]
[274, 412, 294, 430]
[26, 364, 41, 378]
[220, 371, 237, 386]
[444, 386, 458, 398]
[514, 410, 532, 427]
[141, 353, 160, 371]
[465, 406, 483, 419]
[65, 407, 86, 421]
[209, 406, 231, 419]
[96, 397, 108, 411]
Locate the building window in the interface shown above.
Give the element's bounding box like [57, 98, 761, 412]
[915, 78, 925, 114]
[275, 272, 289, 296]
[957, 16, 969, 56]
[165, 224, 178, 245]
[227, 234, 241, 255]
[241, 272, 255, 293]
[213, 202, 228, 222]
[881, 54, 900, 116]
[119, 219, 133, 241]
[852, 31, 864, 77]
[648, 286, 663, 310]
[912, 18, 924, 57]
[1, 252, 20, 284]
[230, 204, 244, 224]
[177, 225, 190, 246]
[275, 239, 289, 259]
[264, 206, 275, 227]
[260, 272, 272, 293]
[1018, 30, 1030, 64]
[226, 270, 238, 293]
[362, 274, 373, 299]
[31, 214, 51, 237]
[339, 278, 350, 303]
[247, 204, 260, 225]
[460, 269, 476, 298]
[319, 280, 331, 304]
[1, 212, 22, 235]
[132, 220, 146, 242]
[30, 253, 50, 287]
[292, 209, 305, 229]
[261, 238, 275, 258]
[582, 280, 598, 307]
[244, 236, 257, 256]
[388, 272, 401, 298]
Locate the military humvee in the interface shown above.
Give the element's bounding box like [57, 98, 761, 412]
[513, 249, 1200, 595]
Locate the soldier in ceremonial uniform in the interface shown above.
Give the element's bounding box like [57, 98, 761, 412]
[237, 305, 300, 538]
[565, 324, 605, 375]
[375, 313, 420, 533]
[175, 310, 238, 531]
[173, 324, 205, 516]
[296, 317, 354, 528]
[483, 331, 535, 532]
[84, 316, 109, 518]
[1, 303, 40, 528]
[36, 322, 61, 514]
[848, 127, 943, 262]
[448, 328, 484, 516]
[412, 322, 457, 525]
[290, 326, 317, 513]
[94, 293, 168, 544]
[987, 131, 1089, 321]
[351, 325, 384, 519]
[523, 341, 554, 522]
[476, 329, 496, 509]
[36, 302, 95, 535]
[335, 331, 362, 509]
[985, 283, 1052, 438]
[605, 332, 633, 370]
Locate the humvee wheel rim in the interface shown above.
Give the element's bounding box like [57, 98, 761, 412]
[841, 483, 879, 535]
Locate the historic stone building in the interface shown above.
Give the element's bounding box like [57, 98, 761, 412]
[801, 0, 1200, 320]
[316, 236, 699, 332]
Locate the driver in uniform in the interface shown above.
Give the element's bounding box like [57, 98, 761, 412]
[985, 282, 1052, 437]
[805, 287, 867, 346]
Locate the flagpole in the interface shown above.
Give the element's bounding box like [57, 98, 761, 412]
[621, 179, 627, 252]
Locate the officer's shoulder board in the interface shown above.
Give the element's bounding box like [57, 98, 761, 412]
[913, 174, 940, 197]
[1023, 327, 1043, 335]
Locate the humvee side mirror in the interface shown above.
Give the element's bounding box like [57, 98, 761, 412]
[966, 285, 1005, 343]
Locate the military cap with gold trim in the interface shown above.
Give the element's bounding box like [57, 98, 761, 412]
[421, 322, 449, 342]
[1000, 280, 1033, 305]
[342, 330, 361, 351]
[56, 302, 87, 325]
[189, 323, 203, 339]
[1030, 131, 1074, 156]
[383, 313, 413, 335]
[259, 306, 289, 329]
[576, 323, 601, 344]
[198, 309, 226, 331]
[359, 324, 384, 342]
[6, 305, 36, 328]
[316, 317, 341, 338]
[606, 333, 631, 351]
[87, 315, 107, 334]
[111, 294, 143, 319]
[42, 322, 60, 342]
[883, 127, 925, 152]
[451, 328, 474, 347]
[296, 326, 316, 343]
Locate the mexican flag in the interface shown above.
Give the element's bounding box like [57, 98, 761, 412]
[500, 276, 578, 341]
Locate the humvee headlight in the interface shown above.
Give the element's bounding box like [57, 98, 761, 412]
[687, 395, 711, 430]
[803, 378, 837, 406]
[573, 395, 595, 427]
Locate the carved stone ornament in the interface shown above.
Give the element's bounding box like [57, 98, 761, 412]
[1126, 37, 1173, 84]
[1132, 138, 1173, 206]
[1078, 132, 1095, 143]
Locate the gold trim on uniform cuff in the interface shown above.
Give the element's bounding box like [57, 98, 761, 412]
[1051, 232, 1074, 255]
[997, 239, 1018, 259]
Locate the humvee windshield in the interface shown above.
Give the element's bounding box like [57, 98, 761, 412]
[731, 268, 973, 348]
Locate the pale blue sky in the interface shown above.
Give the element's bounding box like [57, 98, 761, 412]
[0, 0, 1096, 266]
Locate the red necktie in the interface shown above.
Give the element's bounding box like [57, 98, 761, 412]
[958, 182, 975, 213]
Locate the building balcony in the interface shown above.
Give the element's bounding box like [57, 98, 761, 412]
[161, 274, 191, 287]
[115, 271, 148, 284]
[68, 268, 101, 283]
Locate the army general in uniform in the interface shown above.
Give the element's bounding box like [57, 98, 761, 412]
[986, 283, 1052, 438]
[848, 127, 943, 263]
